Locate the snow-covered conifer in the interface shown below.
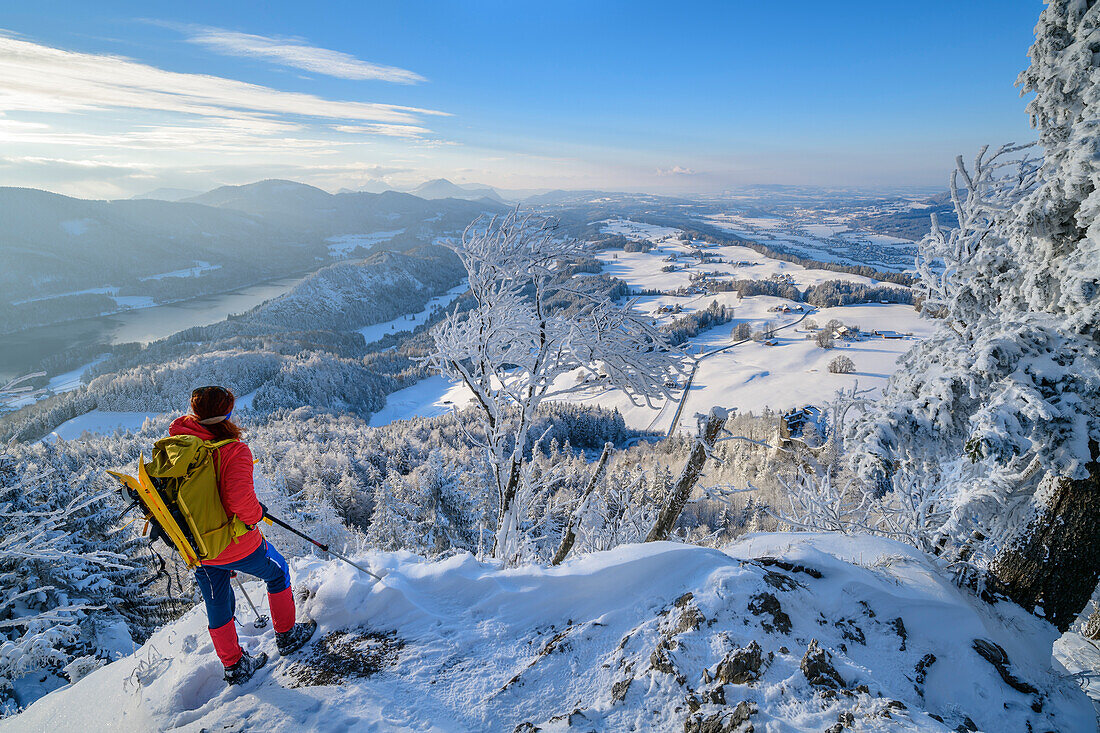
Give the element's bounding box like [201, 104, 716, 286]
[850, 0, 1100, 630]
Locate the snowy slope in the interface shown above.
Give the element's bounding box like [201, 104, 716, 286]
[7, 535, 1091, 732]
[367, 375, 464, 426]
[43, 410, 162, 442]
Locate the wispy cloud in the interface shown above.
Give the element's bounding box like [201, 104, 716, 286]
[0, 32, 445, 124]
[333, 123, 431, 139]
[0, 155, 143, 175]
[0, 30, 455, 196]
[183, 27, 425, 84]
[656, 165, 696, 176]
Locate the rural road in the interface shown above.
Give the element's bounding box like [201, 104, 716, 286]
[662, 309, 814, 436]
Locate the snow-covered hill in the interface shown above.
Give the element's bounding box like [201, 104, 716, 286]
[6, 535, 1091, 732]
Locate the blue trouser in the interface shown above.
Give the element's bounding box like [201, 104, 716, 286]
[194, 539, 291, 629]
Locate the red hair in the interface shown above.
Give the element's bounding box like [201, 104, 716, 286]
[190, 385, 242, 441]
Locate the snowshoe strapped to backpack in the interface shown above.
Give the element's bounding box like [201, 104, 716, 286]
[108, 435, 251, 566]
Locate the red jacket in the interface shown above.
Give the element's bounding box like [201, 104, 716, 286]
[169, 415, 263, 564]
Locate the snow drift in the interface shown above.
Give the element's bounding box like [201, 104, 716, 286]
[4, 534, 1091, 732]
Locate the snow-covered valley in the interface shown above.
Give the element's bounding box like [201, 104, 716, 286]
[366, 218, 932, 434]
[30, 215, 931, 440]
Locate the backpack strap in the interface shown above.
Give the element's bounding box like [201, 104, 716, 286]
[206, 439, 238, 450]
[205, 439, 239, 488]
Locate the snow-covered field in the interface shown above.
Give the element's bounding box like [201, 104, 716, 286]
[10, 286, 118, 306]
[140, 261, 221, 281]
[367, 375, 464, 427]
[358, 284, 468, 345]
[44, 410, 161, 442]
[596, 221, 878, 295]
[326, 230, 405, 258]
[45, 356, 109, 395]
[594, 218, 680, 241]
[558, 304, 931, 433]
[584, 222, 929, 428]
[7, 535, 1091, 732]
[13, 288, 164, 311]
[380, 221, 930, 433]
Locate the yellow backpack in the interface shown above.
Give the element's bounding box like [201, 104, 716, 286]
[109, 435, 251, 566]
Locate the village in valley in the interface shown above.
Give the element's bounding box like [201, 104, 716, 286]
[415, 215, 933, 438]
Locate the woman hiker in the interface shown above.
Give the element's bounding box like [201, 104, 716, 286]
[172, 385, 316, 685]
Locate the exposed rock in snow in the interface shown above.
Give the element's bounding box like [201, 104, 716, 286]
[3, 534, 1092, 732]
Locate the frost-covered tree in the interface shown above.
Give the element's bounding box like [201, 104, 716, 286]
[427, 211, 685, 563]
[0, 378, 173, 712]
[851, 0, 1100, 631]
[828, 355, 855, 374]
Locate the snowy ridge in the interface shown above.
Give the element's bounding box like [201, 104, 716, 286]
[7, 535, 1090, 732]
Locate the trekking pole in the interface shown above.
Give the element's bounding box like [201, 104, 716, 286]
[264, 512, 385, 581]
[232, 572, 269, 629]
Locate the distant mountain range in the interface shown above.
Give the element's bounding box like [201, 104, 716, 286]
[182, 179, 504, 235]
[135, 178, 597, 206]
[0, 180, 504, 331]
[409, 178, 507, 204]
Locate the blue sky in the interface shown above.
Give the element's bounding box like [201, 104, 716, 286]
[0, 1, 1043, 197]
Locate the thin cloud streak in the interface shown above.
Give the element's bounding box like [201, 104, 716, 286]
[0, 32, 447, 125]
[333, 123, 431, 139]
[184, 27, 426, 84]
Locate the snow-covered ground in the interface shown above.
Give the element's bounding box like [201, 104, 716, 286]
[358, 284, 468, 345]
[43, 410, 161, 442]
[45, 356, 109, 395]
[12, 287, 158, 311]
[595, 224, 877, 296]
[367, 375, 466, 427]
[326, 230, 405, 258]
[557, 303, 932, 432]
[7, 534, 1091, 732]
[10, 286, 118, 306]
[595, 218, 680, 241]
[1055, 632, 1100, 711]
[576, 224, 929, 429]
[0, 359, 108, 411]
[679, 303, 931, 414]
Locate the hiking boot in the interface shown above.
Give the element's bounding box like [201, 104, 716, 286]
[223, 649, 268, 685]
[276, 620, 317, 655]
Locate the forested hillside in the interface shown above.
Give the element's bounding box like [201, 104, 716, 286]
[0, 183, 502, 335]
